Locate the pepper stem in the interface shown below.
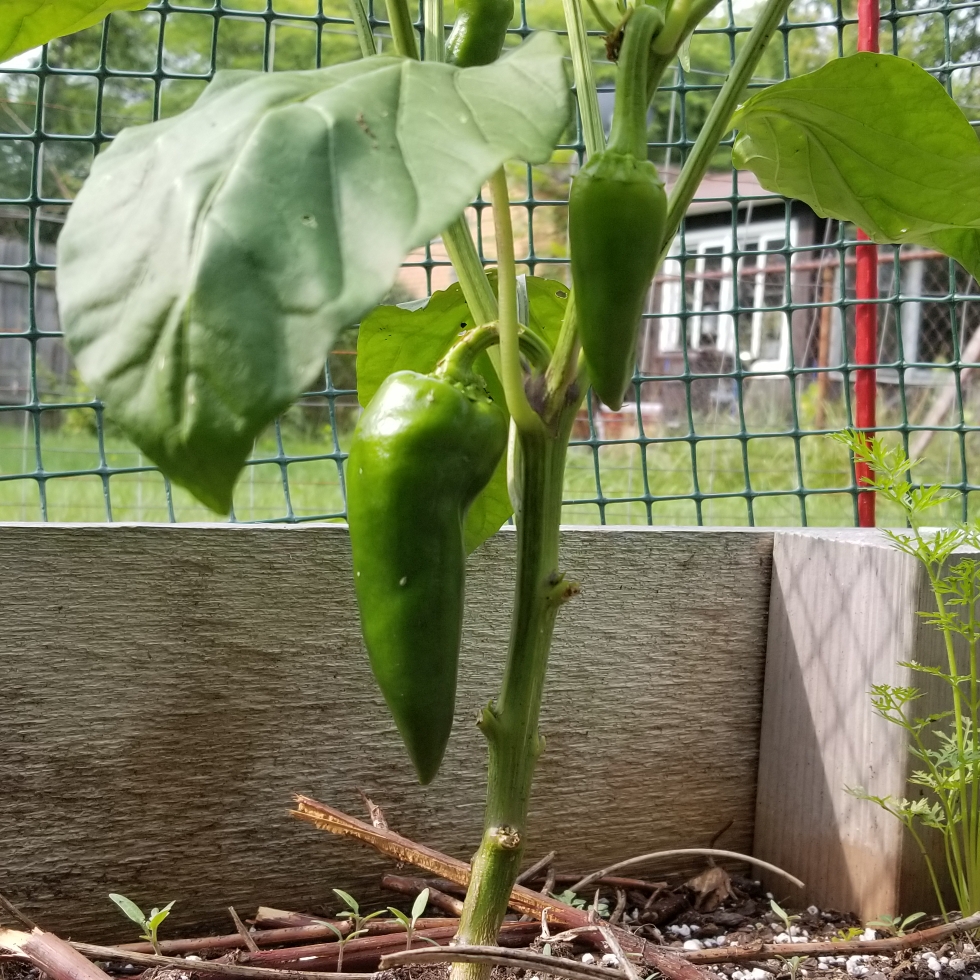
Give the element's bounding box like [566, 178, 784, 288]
[449, 402, 580, 980]
[489, 168, 546, 436]
[607, 4, 661, 159]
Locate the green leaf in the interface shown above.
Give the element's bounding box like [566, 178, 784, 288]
[58, 35, 570, 514]
[732, 53, 980, 277]
[355, 275, 567, 552]
[411, 888, 429, 923]
[145, 901, 175, 931]
[0, 1, 150, 63]
[387, 908, 412, 927]
[109, 893, 147, 927]
[333, 889, 359, 913]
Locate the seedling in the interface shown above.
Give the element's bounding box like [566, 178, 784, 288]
[833, 927, 865, 942]
[776, 954, 805, 980]
[108, 894, 174, 955]
[770, 900, 801, 933]
[866, 913, 927, 938]
[388, 889, 440, 950]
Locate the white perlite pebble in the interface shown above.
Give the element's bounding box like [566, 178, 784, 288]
[601, 954, 620, 967]
[750, 969, 771, 980]
[683, 940, 704, 951]
[860, 929, 877, 942]
[808, 906, 820, 915]
[581, 953, 596, 965]
[950, 959, 967, 972]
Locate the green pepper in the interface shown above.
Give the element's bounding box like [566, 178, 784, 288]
[446, 0, 514, 67]
[568, 4, 667, 411]
[346, 364, 508, 784]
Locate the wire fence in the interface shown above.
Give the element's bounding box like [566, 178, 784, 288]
[0, 0, 978, 528]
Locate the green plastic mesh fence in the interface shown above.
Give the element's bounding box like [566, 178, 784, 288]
[0, 0, 978, 526]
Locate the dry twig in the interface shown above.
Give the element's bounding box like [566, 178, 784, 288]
[228, 908, 260, 953]
[381, 875, 464, 916]
[70, 939, 370, 980]
[568, 850, 804, 894]
[516, 851, 558, 885]
[596, 920, 640, 980]
[381, 943, 632, 980]
[0, 895, 37, 931]
[680, 911, 980, 965]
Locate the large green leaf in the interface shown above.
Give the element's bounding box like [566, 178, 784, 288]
[731, 53, 980, 277]
[356, 275, 568, 551]
[0, 1, 150, 63]
[57, 35, 569, 512]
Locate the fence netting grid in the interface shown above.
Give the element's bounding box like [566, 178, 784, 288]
[0, 0, 978, 527]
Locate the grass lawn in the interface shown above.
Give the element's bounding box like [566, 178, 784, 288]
[1, 406, 973, 528]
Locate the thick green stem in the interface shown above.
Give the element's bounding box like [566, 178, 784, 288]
[451, 404, 579, 980]
[607, 5, 661, 158]
[385, 0, 420, 59]
[658, 0, 791, 265]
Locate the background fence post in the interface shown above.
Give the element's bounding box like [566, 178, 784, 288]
[854, 0, 880, 527]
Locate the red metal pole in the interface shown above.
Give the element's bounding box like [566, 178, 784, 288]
[854, 0, 880, 526]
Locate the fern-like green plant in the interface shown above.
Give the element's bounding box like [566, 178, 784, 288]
[838, 431, 980, 917]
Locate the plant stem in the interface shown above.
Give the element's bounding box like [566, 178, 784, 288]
[347, 0, 377, 57]
[385, 0, 420, 59]
[561, 0, 605, 158]
[450, 404, 579, 980]
[443, 219, 498, 326]
[658, 0, 791, 265]
[423, 0, 444, 60]
[607, 5, 661, 158]
[543, 291, 581, 418]
[489, 168, 545, 435]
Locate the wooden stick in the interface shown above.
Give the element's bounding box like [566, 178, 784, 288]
[69, 940, 371, 980]
[118, 917, 443, 954]
[291, 795, 709, 980]
[0, 894, 38, 931]
[596, 920, 640, 980]
[382, 875, 464, 916]
[382, 944, 627, 980]
[229, 907, 260, 953]
[1, 928, 113, 980]
[681, 911, 980, 965]
[568, 849, 804, 894]
[239, 921, 540, 972]
[516, 851, 558, 885]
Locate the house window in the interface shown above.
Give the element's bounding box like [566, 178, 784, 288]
[649, 219, 795, 373]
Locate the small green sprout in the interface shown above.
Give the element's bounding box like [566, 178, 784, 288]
[866, 913, 926, 938]
[552, 889, 610, 918]
[833, 927, 864, 942]
[109, 893, 174, 955]
[388, 889, 441, 950]
[324, 889, 387, 971]
[776, 954, 805, 980]
[769, 899, 801, 933]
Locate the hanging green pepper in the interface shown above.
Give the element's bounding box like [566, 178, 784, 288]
[446, 0, 514, 67]
[568, 4, 667, 411]
[346, 353, 508, 785]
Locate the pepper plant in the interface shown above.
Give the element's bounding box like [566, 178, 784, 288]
[21, 0, 980, 959]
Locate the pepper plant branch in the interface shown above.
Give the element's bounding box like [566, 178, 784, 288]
[347, 0, 376, 57]
[489, 168, 546, 435]
[423, 0, 445, 60]
[385, 0, 420, 59]
[561, 0, 606, 159]
[543, 290, 581, 419]
[658, 0, 792, 266]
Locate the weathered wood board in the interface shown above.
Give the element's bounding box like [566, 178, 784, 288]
[1, 524, 773, 941]
[754, 528, 958, 919]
